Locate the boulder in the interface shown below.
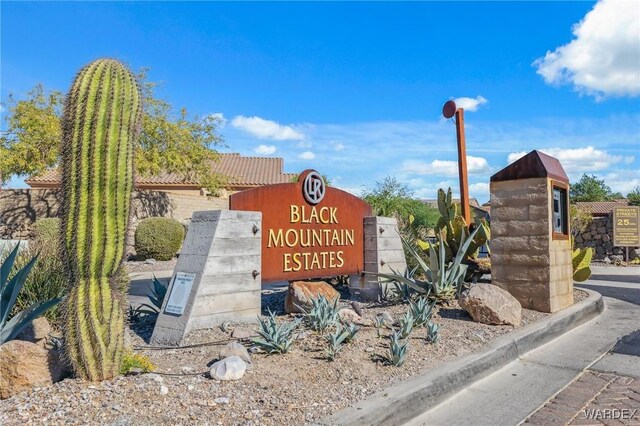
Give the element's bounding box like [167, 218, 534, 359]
[209, 356, 247, 381]
[376, 311, 395, 327]
[459, 284, 522, 327]
[338, 308, 372, 326]
[284, 281, 339, 314]
[217, 342, 251, 364]
[15, 317, 52, 347]
[231, 327, 255, 339]
[0, 340, 65, 399]
[630, 248, 640, 261]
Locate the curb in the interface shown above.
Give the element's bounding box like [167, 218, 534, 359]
[314, 288, 604, 426]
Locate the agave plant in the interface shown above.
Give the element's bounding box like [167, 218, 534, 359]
[343, 322, 360, 343]
[373, 316, 386, 337]
[427, 321, 441, 344]
[374, 227, 479, 303]
[397, 311, 415, 339]
[252, 309, 300, 354]
[1, 244, 61, 344]
[301, 295, 340, 332]
[325, 324, 350, 361]
[386, 330, 408, 367]
[409, 297, 436, 328]
[134, 275, 169, 316]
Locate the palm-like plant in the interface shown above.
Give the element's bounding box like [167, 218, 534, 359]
[1, 244, 61, 344]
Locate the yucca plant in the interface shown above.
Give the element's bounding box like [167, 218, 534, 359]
[397, 311, 414, 339]
[301, 295, 340, 332]
[386, 330, 408, 367]
[60, 59, 143, 381]
[427, 321, 440, 344]
[409, 297, 435, 328]
[325, 324, 350, 361]
[1, 244, 61, 344]
[252, 309, 300, 354]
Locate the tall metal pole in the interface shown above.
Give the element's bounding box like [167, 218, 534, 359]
[455, 108, 471, 225]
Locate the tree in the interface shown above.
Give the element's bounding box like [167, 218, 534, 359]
[570, 174, 619, 202]
[361, 176, 439, 229]
[628, 186, 640, 206]
[1, 69, 225, 194]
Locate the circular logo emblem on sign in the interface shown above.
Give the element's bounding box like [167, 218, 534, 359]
[303, 171, 325, 205]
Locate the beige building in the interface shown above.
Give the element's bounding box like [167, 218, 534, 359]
[490, 150, 573, 313]
[25, 153, 297, 197]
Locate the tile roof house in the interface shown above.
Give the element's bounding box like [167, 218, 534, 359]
[25, 153, 297, 196]
[574, 200, 630, 217]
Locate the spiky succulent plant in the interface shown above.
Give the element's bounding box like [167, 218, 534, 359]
[386, 330, 408, 367]
[252, 309, 300, 354]
[60, 59, 142, 381]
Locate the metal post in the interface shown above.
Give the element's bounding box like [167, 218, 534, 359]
[455, 108, 471, 225]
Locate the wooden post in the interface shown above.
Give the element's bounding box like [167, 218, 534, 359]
[455, 108, 471, 225]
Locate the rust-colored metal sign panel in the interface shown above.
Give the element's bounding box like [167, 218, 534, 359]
[229, 170, 372, 282]
[613, 206, 640, 247]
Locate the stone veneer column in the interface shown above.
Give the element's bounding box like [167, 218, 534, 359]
[151, 210, 261, 345]
[490, 177, 573, 313]
[349, 216, 407, 301]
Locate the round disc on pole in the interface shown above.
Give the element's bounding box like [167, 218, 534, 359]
[442, 100, 457, 119]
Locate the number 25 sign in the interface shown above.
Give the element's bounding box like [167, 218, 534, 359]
[613, 206, 640, 247]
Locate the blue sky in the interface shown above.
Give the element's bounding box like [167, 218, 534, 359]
[2, 1, 639, 203]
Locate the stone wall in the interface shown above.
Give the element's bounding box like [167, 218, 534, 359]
[574, 214, 640, 262]
[490, 177, 573, 313]
[1, 189, 229, 240]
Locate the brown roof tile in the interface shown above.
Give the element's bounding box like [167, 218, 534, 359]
[575, 200, 630, 215]
[26, 153, 297, 188]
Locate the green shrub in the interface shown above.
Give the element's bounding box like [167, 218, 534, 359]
[134, 218, 185, 261]
[119, 351, 156, 375]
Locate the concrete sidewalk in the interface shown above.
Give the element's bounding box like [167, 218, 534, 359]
[408, 265, 640, 426]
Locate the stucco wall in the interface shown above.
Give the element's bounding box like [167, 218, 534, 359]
[0, 189, 229, 240]
[490, 177, 573, 313]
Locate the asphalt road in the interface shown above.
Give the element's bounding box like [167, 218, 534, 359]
[408, 265, 640, 426]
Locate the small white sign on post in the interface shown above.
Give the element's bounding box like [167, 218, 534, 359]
[164, 272, 196, 316]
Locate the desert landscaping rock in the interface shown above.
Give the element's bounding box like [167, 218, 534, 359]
[0, 340, 64, 399]
[231, 327, 255, 339]
[376, 311, 395, 327]
[338, 308, 372, 325]
[284, 280, 340, 313]
[459, 284, 522, 326]
[15, 317, 52, 347]
[217, 342, 251, 364]
[209, 356, 247, 381]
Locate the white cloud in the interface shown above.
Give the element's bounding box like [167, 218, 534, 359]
[533, 0, 640, 98]
[209, 112, 226, 128]
[334, 143, 345, 151]
[231, 115, 305, 140]
[469, 182, 490, 203]
[603, 169, 640, 195]
[402, 156, 491, 177]
[299, 151, 316, 160]
[452, 96, 488, 112]
[508, 146, 634, 173]
[254, 144, 276, 155]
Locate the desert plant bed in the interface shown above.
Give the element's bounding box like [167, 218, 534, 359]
[0, 288, 588, 425]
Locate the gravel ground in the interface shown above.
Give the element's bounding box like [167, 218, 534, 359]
[0, 288, 588, 426]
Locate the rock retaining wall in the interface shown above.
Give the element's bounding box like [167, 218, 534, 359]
[574, 214, 640, 262]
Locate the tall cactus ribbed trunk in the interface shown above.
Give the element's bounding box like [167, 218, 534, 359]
[60, 59, 142, 381]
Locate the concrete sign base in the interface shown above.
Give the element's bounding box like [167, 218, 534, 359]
[350, 216, 407, 302]
[150, 210, 262, 346]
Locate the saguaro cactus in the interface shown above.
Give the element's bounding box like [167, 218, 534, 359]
[60, 59, 142, 380]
